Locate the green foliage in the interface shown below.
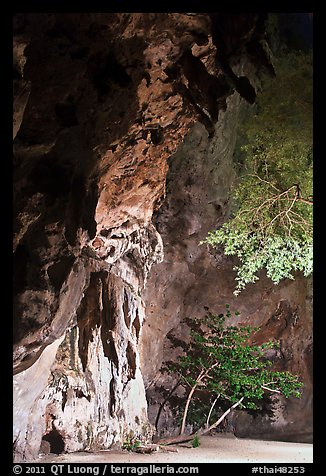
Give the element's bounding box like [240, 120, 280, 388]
[122, 434, 141, 451]
[201, 49, 313, 294]
[165, 308, 303, 430]
[191, 434, 200, 448]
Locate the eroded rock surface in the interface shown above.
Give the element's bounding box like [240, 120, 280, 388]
[141, 104, 313, 444]
[13, 12, 311, 462]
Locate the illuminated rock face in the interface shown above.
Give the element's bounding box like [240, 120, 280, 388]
[13, 13, 312, 462]
[141, 102, 313, 444]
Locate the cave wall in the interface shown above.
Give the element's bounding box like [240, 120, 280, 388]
[13, 12, 312, 462]
[13, 12, 203, 461]
[141, 96, 313, 444]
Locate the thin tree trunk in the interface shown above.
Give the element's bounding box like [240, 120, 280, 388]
[180, 379, 201, 435]
[180, 362, 220, 435]
[206, 395, 219, 428]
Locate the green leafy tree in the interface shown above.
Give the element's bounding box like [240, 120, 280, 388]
[201, 50, 312, 295]
[161, 307, 302, 443]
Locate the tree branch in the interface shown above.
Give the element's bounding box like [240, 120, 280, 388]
[296, 196, 313, 206]
[261, 385, 281, 394]
[199, 396, 245, 435]
[206, 395, 220, 428]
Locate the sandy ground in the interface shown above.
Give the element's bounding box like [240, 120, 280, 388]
[35, 435, 313, 464]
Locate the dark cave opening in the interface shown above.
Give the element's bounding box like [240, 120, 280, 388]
[41, 428, 65, 455]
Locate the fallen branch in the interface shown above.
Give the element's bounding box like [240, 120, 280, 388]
[158, 445, 179, 453]
[157, 434, 195, 446]
[133, 444, 159, 454]
[133, 444, 179, 454]
[158, 396, 244, 446]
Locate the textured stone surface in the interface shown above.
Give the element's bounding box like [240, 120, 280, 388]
[13, 12, 311, 463]
[141, 101, 313, 443]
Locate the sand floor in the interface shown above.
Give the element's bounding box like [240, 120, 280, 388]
[35, 435, 313, 464]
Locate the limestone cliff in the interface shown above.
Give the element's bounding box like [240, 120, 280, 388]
[13, 13, 312, 462]
[142, 116, 313, 443]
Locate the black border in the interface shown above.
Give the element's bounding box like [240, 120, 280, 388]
[8, 5, 319, 473]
